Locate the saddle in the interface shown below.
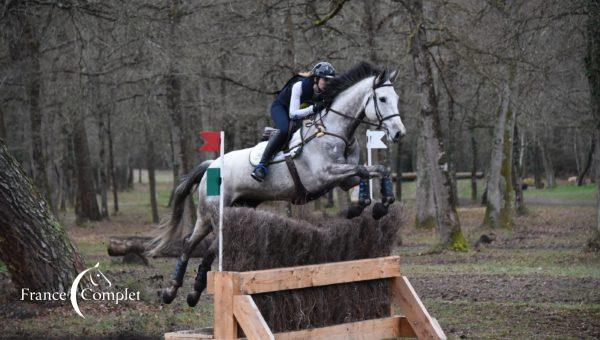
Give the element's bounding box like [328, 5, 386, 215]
[249, 122, 303, 167]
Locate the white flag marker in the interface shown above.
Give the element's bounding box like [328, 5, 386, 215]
[366, 130, 388, 199]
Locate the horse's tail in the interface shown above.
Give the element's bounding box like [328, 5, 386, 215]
[145, 160, 212, 257]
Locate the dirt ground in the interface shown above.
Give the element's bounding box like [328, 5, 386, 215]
[0, 178, 598, 339]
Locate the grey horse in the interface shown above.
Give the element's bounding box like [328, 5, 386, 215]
[147, 62, 406, 306]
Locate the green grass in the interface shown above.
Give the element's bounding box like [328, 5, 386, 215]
[422, 299, 600, 339]
[401, 178, 596, 203]
[523, 183, 597, 201]
[399, 249, 600, 278]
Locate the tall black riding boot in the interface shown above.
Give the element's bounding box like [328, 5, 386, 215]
[251, 129, 287, 182]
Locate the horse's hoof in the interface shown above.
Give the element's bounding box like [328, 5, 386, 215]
[347, 204, 364, 219]
[372, 202, 388, 220]
[162, 287, 177, 304]
[187, 291, 201, 307]
[383, 196, 395, 205]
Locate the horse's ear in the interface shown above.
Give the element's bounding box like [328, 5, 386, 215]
[375, 69, 387, 87]
[388, 69, 398, 83]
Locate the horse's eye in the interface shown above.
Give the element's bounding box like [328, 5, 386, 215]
[379, 97, 387, 103]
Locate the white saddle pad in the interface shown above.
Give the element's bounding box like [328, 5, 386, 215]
[249, 141, 302, 166]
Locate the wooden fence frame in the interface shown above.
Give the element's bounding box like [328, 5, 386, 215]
[165, 256, 446, 340]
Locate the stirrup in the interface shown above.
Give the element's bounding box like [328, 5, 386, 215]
[251, 164, 269, 182]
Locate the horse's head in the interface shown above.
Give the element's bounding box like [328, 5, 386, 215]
[363, 69, 406, 143]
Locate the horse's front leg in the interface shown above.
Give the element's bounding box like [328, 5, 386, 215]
[324, 163, 386, 181]
[324, 164, 384, 218]
[370, 175, 396, 220]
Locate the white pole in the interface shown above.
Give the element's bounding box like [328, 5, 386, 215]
[218, 131, 225, 272]
[367, 142, 373, 200]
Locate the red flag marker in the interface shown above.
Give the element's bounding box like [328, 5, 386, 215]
[198, 131, 221, 152]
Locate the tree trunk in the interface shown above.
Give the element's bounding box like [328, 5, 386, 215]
[470, 126, 478, 203]
[59, 124, 74, 211]
[145, 124, 159, 224]
[532, 142, 544, 189]
[167, 127, 180, 207]
[577, 135, 596, 186]
[24, 20, 51, 208]
[0, 108, 6, 142]
[513, 124, 526, 215]
[574, 133, 581, 176]
[363, 0, 378, 63]
[406, 0, 466, 250]
[325, 190, 334, 208]
[538, 136, 556, 188]
[73, 113, 101, 223]
[395, 140, 403, 201]
[284, 1, 296, 70]
[167, 0, 195, 223]
[96, 88, 108, 219]
[0, 140, 85, 292]
[127, 161, 134, 189]
[447, 94, 459, 205]
[107, 108, 119, 213]
[415, 133, 436, 229]
[483, 79, 515, 229]
[584, 0, 600, 233]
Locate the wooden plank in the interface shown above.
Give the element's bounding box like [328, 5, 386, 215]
[399, 316, 417, 338]
[164, 317, 415, 340]
[213, 272, 241, 339]
[274, 316, 414, 340]
[392, 276, 446, 340]
[233, 295, 275, 340]
[207, 271, 214, 294]
[164, 328, 213, 339]
[237, 256, 401, 294]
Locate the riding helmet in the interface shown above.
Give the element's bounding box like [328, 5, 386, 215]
[312, 62, 336, 79]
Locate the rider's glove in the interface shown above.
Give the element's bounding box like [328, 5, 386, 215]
[312, 102, 325, 114]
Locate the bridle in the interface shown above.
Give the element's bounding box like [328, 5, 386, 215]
[325, 79, 400, 130]
[292, 77, 400, 154]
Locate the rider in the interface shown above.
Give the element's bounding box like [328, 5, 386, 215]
[251, 61, 336, 182]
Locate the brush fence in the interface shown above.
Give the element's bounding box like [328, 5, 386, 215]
[164, 256, 445, 340]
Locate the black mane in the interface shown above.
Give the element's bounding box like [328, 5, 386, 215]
[321, 62, 381, 106]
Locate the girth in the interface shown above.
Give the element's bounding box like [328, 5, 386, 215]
[284, 156, 330, 205]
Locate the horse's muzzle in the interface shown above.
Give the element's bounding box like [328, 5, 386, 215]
[392, 131, 405, 143]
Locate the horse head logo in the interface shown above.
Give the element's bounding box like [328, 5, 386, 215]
[70, 262, 111, 318]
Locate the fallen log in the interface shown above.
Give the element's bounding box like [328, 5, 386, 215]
[392, 171, 483, 182]
[107, 235, 213, 259]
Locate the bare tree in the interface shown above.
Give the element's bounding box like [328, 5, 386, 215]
[0, 139, 85, 292]
[402, 0, 467, 250]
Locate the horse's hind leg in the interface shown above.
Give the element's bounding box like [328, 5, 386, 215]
[187, 237, 217, 307]
[161, 218, 212, 304]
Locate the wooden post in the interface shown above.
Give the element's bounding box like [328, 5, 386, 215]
[233, 295, 274, 340]
[213, 272, 240, 339]
[391, 276, 446, 340]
